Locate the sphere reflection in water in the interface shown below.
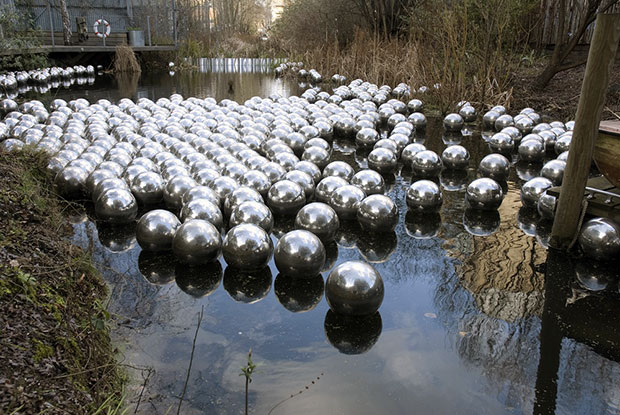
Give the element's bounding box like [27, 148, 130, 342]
[274, 273, 324, 313]
[405, 212, 441, 239]
[222, 223, 273, 270]
[325, 261, 384, 316]
[578, 217, 620, 261]
[223, 266, 272, 303]
[138, 251, 177, 285]
[274, 230, 326, 277]
[463, 209, 501, 236]
[175, 261, 223, 298]
[172, 219, 221, 264]
[324, 310, 382, 355]
[517, 207, 538, 237]
[439, 169, 468, 192]
[136, 209, 181, 252]
[574, 259, 618, 291]
[96, 222, 136, 252]
[357, 232, 397, 263]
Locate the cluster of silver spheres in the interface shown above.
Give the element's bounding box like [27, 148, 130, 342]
[0, 65, 96, 101]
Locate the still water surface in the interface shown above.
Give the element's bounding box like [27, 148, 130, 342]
[48, 59, 620, 414]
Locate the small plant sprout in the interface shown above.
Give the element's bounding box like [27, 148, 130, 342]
[240, 348, 258, 415]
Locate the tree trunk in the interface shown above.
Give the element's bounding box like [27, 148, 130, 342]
[59, 0, 72, 46]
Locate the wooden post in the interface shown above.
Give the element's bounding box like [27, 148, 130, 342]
[550, 13, 620, 250]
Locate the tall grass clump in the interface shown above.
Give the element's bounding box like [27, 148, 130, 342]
[273, 0, 539, 113]
[113, 44, 142, 73]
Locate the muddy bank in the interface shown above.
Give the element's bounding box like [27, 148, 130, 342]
[0, 152, 123, 414]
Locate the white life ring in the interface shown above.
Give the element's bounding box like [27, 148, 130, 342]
[93, 19, 111, 38]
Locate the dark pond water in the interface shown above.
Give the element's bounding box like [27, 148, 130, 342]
[39, 58, 620, 414]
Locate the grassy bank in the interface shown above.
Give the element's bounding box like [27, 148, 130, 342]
[0, 151, 124, 414]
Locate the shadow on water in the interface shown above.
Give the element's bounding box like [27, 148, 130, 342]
[59, 60, 620, 415]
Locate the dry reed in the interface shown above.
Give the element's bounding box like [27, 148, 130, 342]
[113, 44, 142, 74]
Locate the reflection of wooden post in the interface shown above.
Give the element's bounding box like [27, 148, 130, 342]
[550, 13, 620, 250]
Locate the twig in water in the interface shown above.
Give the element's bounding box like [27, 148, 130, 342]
[268, 372, 324, 415]
[176, 305, 204, 415]
[134, 367, 153, 414]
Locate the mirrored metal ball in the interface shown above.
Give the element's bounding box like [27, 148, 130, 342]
[164, 175, 196, 210]
[518, 139, 545, 162]
[441, 145, 470, 169]
[172, 219, 221, 264]
[222, 223, 273, 270]
[323, 161, 354, 181]
[578, 218, 620, 261]
[180, 198, 224, 229]
[131, 171, 164, 205]
[479, 153, 511, 181]
[325, 261, 384, 316]
[541, 159, 566, 185]
[136, 209, 181, 251]
[266, 179, 306, 216]
[412, 150, 442, 178]
[274, 230, 326, 277]
[229, 201, 274, 233]
[315, 176, 349, 203]
[443, 113, 464, 132]
[368, 147, 397, 174]
[350, 169, 385, 195]
[494, 114, 514, 130]
[55, 166, 89, 199]
[356, 194, 398, 232]
[406, 180, 442, 212]
[95, 187, 138, 223]
[330, 184, 366, 220]
[295, 202, 340, 242]
[520, 177, 553, 208]
[466, 178, 504, 210]
[537, 191, 557, 219]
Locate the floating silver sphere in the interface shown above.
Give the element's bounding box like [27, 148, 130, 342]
[164, 175, 196, 210]
[325, 261, 384, 316]
[208, 176, 239, 204]
[172, 219, 221, 264]
[274, 230, 326, 277]
[180, 198, 224, 229]
[356, 194, 398, 232]
[515, 116, 534, 134]
[229, 201, 274, 233]
[0, 138, 24, 152]
[136, 209, 181, 252]
[55, 166, 89, 199]
[459, 105, 477, 123]
[578, 218, 620, 261]
[518, 139, 545, 162]
[520, 177, 553, 208]
[356, 127, 380, 148]
[466, 178, 504, 210]
[131, 171, 164, 205]
[283, 170, 315, 199]
[223, 186, 263, 218]
[482, 110, 500, 129]
[554, 134, 572, 154]
[182, 185, 220, 207]
[240, 170, 271, 197]
[408, 112, 427, 129]
[95, 188, 138, 223]
[489, 132, 514, 153]
[443, 113, 464, 132]
[330, 184, 366, 220]
[323, 161, 354, 181]
[295, 202, 340, 242]
[350, 169, 385, 195]
[541, 159, 566, 185]
[301, 146, 330, 169]
[406, 180, 442, 212]
[367, 147, 397, 174]
[411, 150, 442, 178]
[266, 179, 306, 216]
[222, 223, 273, 270]
[537, 191, 557, 219]
[315, 176, 349, 203]
[479, 153, 511, 181]
[494, 114, 514, 130]
[441, 145, 470, 169]
[557, 151, 569, 162]
[400, 143, 426, 166]
[295, 160, 322, 184]
[86, 169, 117, 197]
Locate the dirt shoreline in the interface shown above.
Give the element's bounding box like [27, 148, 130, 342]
[0, 152, 123, 414]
